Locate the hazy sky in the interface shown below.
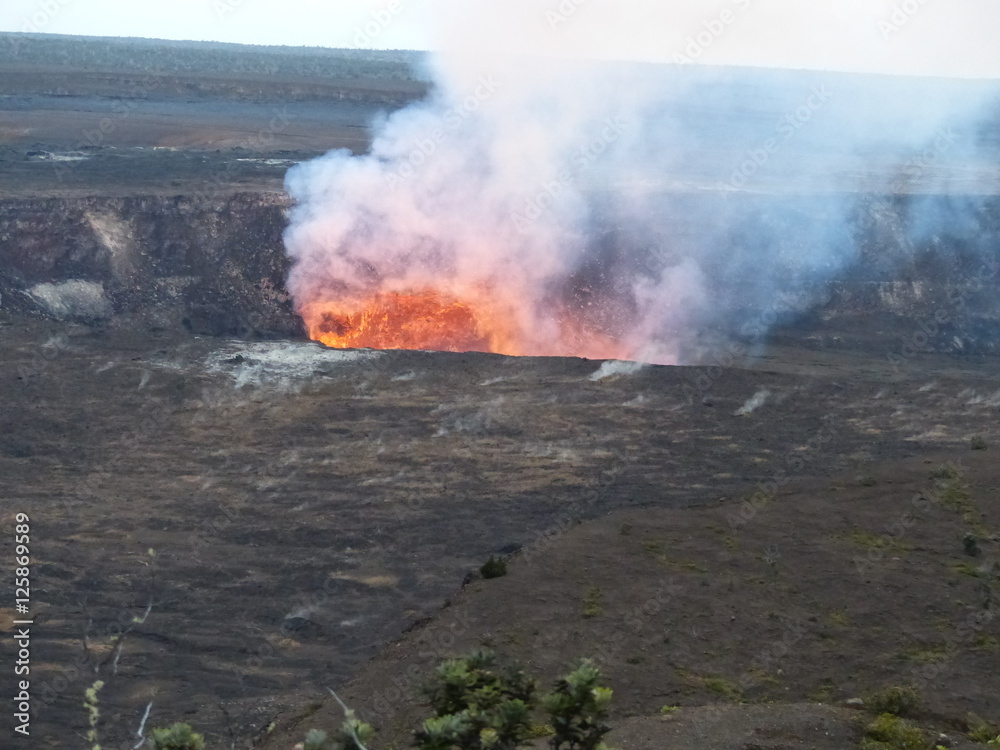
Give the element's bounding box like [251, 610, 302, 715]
[2, 0, 999, 79]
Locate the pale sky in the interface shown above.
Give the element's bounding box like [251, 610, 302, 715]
[2, 0, 999, 79]
[0, 0, 429, 50]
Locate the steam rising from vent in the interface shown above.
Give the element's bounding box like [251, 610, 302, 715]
[283, 1, 1000, 363]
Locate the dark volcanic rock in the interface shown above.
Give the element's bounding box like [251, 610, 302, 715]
[0, 192, 304, 338]
[4, 190, 1000, 351]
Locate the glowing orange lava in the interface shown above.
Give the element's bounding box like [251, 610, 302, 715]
[303, 290, 522, 355]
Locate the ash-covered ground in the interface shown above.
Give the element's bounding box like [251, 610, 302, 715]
[1, 34, 999, 750]
[4, 319, 998, 749]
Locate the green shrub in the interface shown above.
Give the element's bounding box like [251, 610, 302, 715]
[704, 677, 743, 702]
[304, 729, 331, 750]
[526, 723, 555, 738]
[865, 685, 921, 717]
[861, 713, 927, 750]
[298, 688, 374, 750]
[480, 556, 508, 579]
[967, 712, 999, 743]
[412, 651, 613, 750]
[929, 464, 961, 481]
[964, 534, 983, 557]
[971, 436, 988, 451]
[302, 721, 374, 750]
[582, 587, 603, 618]
[543, 660, 613, 750]
[146, 722, 206, 750]
[158, 652, 614, 750]
[414, 649, 536, 750]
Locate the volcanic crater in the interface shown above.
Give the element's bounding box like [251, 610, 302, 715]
[1, 33, 999, 750]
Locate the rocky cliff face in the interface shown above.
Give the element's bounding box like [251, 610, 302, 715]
[821, 194, 1000, 355]
[1, 190, 998, 353]
[0, 192, 303, 337]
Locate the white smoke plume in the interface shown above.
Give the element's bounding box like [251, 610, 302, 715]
[283, 1, 1000, 363]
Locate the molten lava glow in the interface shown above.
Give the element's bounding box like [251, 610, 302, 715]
[303, 291, 523, 355]
[301, 285, 648, 359]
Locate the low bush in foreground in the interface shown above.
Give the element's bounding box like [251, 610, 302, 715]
[148, 722, 206, 750]
[480, 556, 508, 579]
[142, 650, 612, 750]
[860, 713, 927, 750]
[864, 685, 921, 718]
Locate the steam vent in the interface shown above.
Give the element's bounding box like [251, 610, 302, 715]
[2, 28, 999, 750]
